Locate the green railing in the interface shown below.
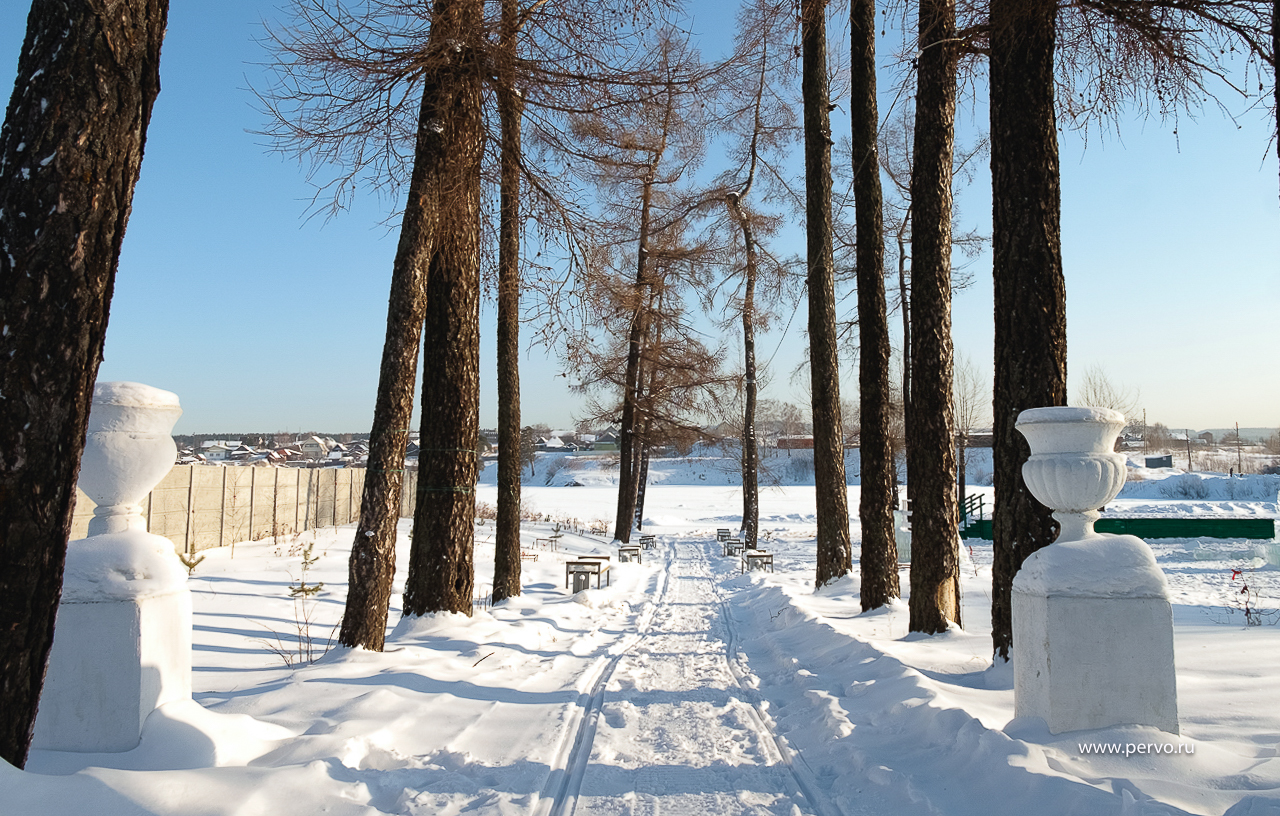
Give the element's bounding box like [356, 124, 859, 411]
[957, 513, 1274, 541]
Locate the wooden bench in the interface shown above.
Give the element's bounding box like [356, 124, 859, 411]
[618, 545, 642, 564]
[534, 537, 557, 551]
[716, 528, 732, 542]
[741, 550, 774, 573]
[520, 550, 539, 561]
[565, 559, 610, 590]
[723, 538, 745, 557]
[639, 535, 656, 550]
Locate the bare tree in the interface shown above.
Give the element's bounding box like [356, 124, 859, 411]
[870, 102, 986, 500]
[262, 0, 681, 641]
[1074, 364, 1140, 418]
[560, 33, 717, 542]
[492, 0, 524, 605]
[984, 0, 1268, 661]
[401, 0, 486, 617]
[988, 0, 1067, 662]
[802, 0, 854, 587]
[0, 0, 169, 767]
[908, 0, 963, 633]
[312, 0, 487, 641]
[850, 0, 899, 609]
[715, 0, 800, 548]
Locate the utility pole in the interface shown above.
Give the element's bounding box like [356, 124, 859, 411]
[1185, 429, 1193, 472]
[1236, 421, 1243, 475]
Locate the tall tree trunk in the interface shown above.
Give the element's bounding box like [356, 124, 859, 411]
[492, 0, 523, 605]
[726, 193, 760, 547]
[802, 0, 854, 587]
[402, 0, 484, 618]
[989, 0, 1067, 660]
[0, 0, 168, 768]
[633, 326, 660, 531]
[634, 437, 651, 530]
[339, 0, 478, 647]
[851, 0, 899, 610]
[897, 219, 911, 496]
[907, 0, 961, 634]
[612, 177, 655, 543]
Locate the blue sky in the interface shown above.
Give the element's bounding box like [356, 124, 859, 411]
[1, 1, 1276, 435]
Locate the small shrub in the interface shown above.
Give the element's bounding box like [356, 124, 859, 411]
[178, 551, 205, 575]
[1220, 566, 1280, 626]
[1159, 475, 1210, 500]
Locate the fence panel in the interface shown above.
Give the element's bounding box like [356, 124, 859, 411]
[189, 467, 224, 552]
[222, 467, 253, 549]
[149, 467, 195, 553]
[69, 464, 371, 554]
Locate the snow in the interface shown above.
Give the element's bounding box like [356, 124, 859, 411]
[60, 532, 189, 602]
[6, 462, 1280, 815]
[1014, 534, 1170, 597]
[92, 381, 181, 410]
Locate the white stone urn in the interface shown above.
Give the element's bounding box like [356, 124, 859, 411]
[1011, 405, 1178, 735]
[33, 382, 192, 753]
[1016, 406, 1127, 542]
[79, 381, 184, 536]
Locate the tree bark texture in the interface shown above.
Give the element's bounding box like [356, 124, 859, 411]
[634, 437, 651, 530]
[989, 0, 1067, 660]
[726, 193, 759, 547]
[634, 355, 658, 531]
[907, 0, 962, 634]
[340, 0, 483, 646]
[802, 0, 854, 587]
[850, 0, 899, 610]
[898, 230, 911, 438]
[399, 0, 484, 618]
[0, 0, 168, 768]
[492, 0, 523, 605]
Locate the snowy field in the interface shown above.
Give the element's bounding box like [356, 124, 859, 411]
[5, 462, 1280, 815]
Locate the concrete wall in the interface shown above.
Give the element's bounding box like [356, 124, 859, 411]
[71, 465, 371, 553]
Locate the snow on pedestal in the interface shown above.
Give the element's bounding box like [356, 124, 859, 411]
[32, 382, 192, 753]
[1012, 406, 1179, 735]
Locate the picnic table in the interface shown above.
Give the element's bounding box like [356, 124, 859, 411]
[565, 559, 610, 591]
[741, 550, 774, 573]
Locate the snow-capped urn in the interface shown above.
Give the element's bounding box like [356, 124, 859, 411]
[1015, 406, 1127, 543]
[79, 381, 183, 536]
[1011, 405, 1178, 735]
[32, 382, 192, 753]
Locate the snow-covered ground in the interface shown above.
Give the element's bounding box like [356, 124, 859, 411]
[5, 462, 1280, 815]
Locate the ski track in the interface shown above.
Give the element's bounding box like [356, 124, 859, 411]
[540, 535, 835, 816]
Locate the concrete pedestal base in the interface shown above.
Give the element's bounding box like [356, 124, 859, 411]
[33, 586, 192, 753]
[1013, 535, 1178, 735]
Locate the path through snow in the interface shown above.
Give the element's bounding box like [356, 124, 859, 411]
[557, 537, 823, 815]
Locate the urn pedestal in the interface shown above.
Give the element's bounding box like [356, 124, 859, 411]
[33, 382, 192, 753]
[1012, 407, 1178, 735]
